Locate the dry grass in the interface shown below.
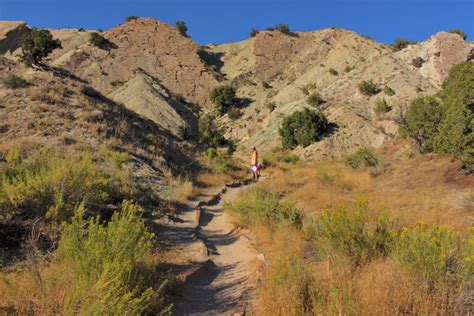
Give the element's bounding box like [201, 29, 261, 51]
[170, 176, 196, 203]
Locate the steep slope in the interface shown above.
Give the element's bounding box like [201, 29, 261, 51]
[206, 29, 472, 159]
[108, 71, 197, 139]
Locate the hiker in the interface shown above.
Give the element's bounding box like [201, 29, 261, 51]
[251, 147, 261, 181]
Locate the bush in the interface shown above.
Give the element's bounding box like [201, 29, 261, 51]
[392, 38, 416, 52]
[280, 154, 300, 164]
[265, 101, 276, 112]
[0, 147, 133, 223]
[313, 200, 393, 267]
[345, 147, 388, 176]
[19, 28, 61, 66]
[329, 68, 339, 76]
[383, 85, 396, 96]
[227, 108, 242, 120]
[412, 57, 425, 68]
[209, 85, 236, 115]
[0, 201, 170, 314]
[206, 147, 237, 174]
[250, 28, 260, 38]
[279, 108, 328, 149]
[89, 32, 109, 48]
[374, 98, 390, 115]
[275, 23, 290, 35]
[394, 223, 467, 283]
[198, 113, 226, 149]
[449, 29, 467, 40]
[124, 16, 139, 23]
[399, 96, 443, 152]
[175, 21, 189, 37]
[225, 186, 302, 228]
[1, 74, 28, 89]
[344, 65, 354, 73]
[78, 27, 85, 32]
[358, 80, 380, 96]
[307, 92, 325, 106]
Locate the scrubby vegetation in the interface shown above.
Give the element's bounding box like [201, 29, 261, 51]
[89, 32, 109, 48]
[412, 56, 425, 68]
[383, 85, 396, 96]
[373, 97, 390, 115]
[274, 23, 290, 35]
[250, 28, 260, 38]
[329, 68, 339, 76]
[198, 113, 226, 149]
[227, 160, 473, 315]
[345, 147, 388, 176]
[265, 101, 276, 112]
[209, 85, 237, 115]
[358, 79, 380, 96]
[1, 74, 28, 89]
[19, 28, 61, 66]
[307, 92, 325, 106]
[175, 21, 189, 37]
[401, 61, 473, 170]
[449, 29, 467, 40]
[279, 108, 328, 149]
[0, 201, 170, 314]
[124, 16, 139, 23]
[392, 38, 416, 51]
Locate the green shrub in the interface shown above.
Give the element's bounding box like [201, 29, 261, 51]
[307, 92, 325, 106]
[250, 28, 260, 38]
[449, 29, 467, 40]
[280, 154, 300, 164]
[209, 85, 236, 115]
[275, 24, 290, 35]
[279, 108, 328, 149]
[312, 200, 393, 267]
[227, 108, 242, 120]
[1, 74, 28, 89]
[373, 98, 390, 115]
[225, 186, 302, 228]
[358, 80, 380, 96]
[344, 65, 354, 73]
[207, 147, 237, 174]
[392, 38, 416, 52]
[78, 28, 85, 32]
[383, 85, 396, 96]
[265, 101, 277, 112]
[399, 96, 443, 152]
[412, 57, 424, 68]
[0, 147, 132, 223]
[345, 147, 388, 176]
[124, 16, 139, 23]
[329, 68, 339, 76]
[89, 32, 109, 48]
[394, 223, 468, 283]
[175, 21, 189, 37]
[198, 113, 226, 149]
[19, 28, 61, 66]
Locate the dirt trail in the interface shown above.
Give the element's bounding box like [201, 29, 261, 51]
[164, 182, 259, 315]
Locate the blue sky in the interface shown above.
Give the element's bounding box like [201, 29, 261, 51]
[1, 0, 473, 44]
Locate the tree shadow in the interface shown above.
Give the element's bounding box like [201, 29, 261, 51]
[198, 49, 224, 73]
[324, 122, 340, 137]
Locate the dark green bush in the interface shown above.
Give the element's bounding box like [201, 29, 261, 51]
[449, 29, 467, 40]
[89, 32, 109, 48]
[400, 96, 443, 152]
[19, 28, 61, 66]
[412, 57, 425, 68]
[250, 28, 260, 38]
[383, 85, 396, 96]
[279, 108, 328, 149]
[209, 85, 236, 115]
[124, 16, 139, 23]
[227, 108, 242, 120]
[175, 21, 189, 37]
[374, 98, 390, 115]
[307, 92, 325, 106]
[198, 114, 226, 149]
[329, 68, 339, 76]
[1, 74, 28, 89]
[358, 80, 380, 96]
[392, 38, 416, 52]
[345, 147, 388, 176]
[275, 24, 290, 35]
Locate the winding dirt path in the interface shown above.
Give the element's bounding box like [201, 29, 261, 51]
[161, 182, 260, 316]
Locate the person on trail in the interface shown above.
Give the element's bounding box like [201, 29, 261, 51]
[251, 147, 261, 181]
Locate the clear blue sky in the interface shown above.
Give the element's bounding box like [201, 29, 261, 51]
[1, 0, 473, 44]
